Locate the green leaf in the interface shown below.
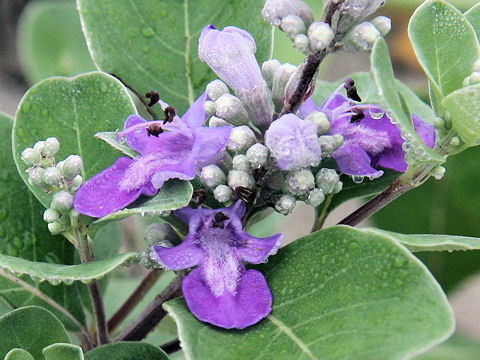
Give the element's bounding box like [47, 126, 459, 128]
[17, 0, 95, 84]
[84, 342, 169, 360]
[92, 180, 193, 226]
[465, 3, 480, 39]
[371, 38, 444, 165]
[414, 334, 480, 360]
[165, 225, 454, 360]
[94, 132, 138, 158]
[4, 349, 35, 360]
[396, 80, 436, 125]
[442, 84, 480, 146]
[360, 228, 480, 252]
[77, 0, 273, 114]
[408, 0, 480, 98]
[0, 252, 136, 285]
[0, 306, 70, 360]
[43, 343, 84, 360]
[13, 72, 137, 208]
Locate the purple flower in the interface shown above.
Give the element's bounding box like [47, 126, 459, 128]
[300, 89, 436, 178]
[265, 113, 322, 170]
[152, 201, 283, 329]
[199, 25, 272, 130]
[73, 93, 231, 218]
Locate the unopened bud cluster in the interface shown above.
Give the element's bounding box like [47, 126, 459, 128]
[342, 16, 391, 52]
[21, 137, 84, 236]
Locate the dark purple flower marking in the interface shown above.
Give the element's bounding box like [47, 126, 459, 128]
[73, 93, 231, 218]
[152, 201, 283, 329]
[300, 86, 436, 178]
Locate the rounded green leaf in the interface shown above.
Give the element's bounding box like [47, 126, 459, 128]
[165, 226, 454, 360]
[13, 72, 137, 208]
[77, 0, 273, 114]
[43, 343, 84, 360]
[0, 306, 70, 360]
[466, 3, 480, 39]
[5, 349, 35, 360]
[84, 342, 168, 360]
[17, 0, 95, 84]
[408, 0, 480, 98]
[414, 334, 480, 360]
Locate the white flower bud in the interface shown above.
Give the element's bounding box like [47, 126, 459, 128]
[214, 184, 233, 203]
[48, 221, 64, 235]
[51, 191, 73, 212]
[272, 63, 297, 112]
[28, 167, 47, 188]
[62, 155, 83, 180]
[286, 169, 315, 195]
[308, 22, 334, 52]
[305, 111, 331, 135]
[43, 167, 63, 187]
[307, 188, 326, 207]
[246, 143, 269, 169]
[206, 79, 229, 101]
[204, 100, 216, 116]
[333, 134, 344, 147]
[70, 175, 83, 192]
[262, 0, 314, 27]
[145, 223, 181, 246]
[449, 136, 461, 147]
[470, 71, 480, 85]
[209, 116, 230, 127]
[227, 126, 256, 153]
[262, 59, 281, 89]
[232, 154, 250, 172]
[200, 165, 226, 188]
[334, 181, 343, 194]
[293, 34, 310, 54]
[315, 168, 340, 194]
[43, 208, 60, 223]
[275, 194, 296, 215]
[215, 94, 250, 126]
[371, 16, 391, 36]
[281, 15, 306, 38]
[33, 141, 46, 155]
[431, 166, 446, 180]
[350, 22, 381, 51]
[227, 170, 254, 189]
[43, 137, 60, 157]
[319, 135, 339, 155]
[433, 117, 445, 130]
[21, 148, 41, 166]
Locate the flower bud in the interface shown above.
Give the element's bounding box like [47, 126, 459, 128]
[246, 143, 269, 169]
[333, 134, 344, 147]
[62, 155, 83, 180]
[70, 209, 80, 227]
[371, 16, 391, 36]
[347, 22, 381, 51]
[433, 117, 445, 130]
[206, 79, 229, 101]
[43, 137, 60, 157]
[449, 136, 461, 147]
[305, 111, 331, 135]
[200, 165, 226, 188]
[470, 71, 480, 85]
[204, 100, 216, 116]
[272, 63, 297, 112]
[43, 167, 63, 187]
[232, 154, 250, 172]
[474, 59, 480, 72]
[227, 170, 254, 189]
[307, 188, 325, 207]
[315, 168, 340, 194]
[280, 15, 306, 38]
[214, 184, 233, 203]
[28, 167, 47, 188]
[319, 135, 340, 155]
[43, 208, 60, 223]
[215, 94, 250, 126]
[51, 191, 73, 212]
[334, 180, 343, 194]
[33, 141, 46, 155]
[293, 34, 310, 54]
[308, 22, 334, 52]
[70, 175, 83, 192]
[431, 166, 446, 180]
[209, 116, 231, 128]
[262, 0, 314, 27]
[262, 59, 281, 89]
[145, 223, 181, 246]
[48, 221, 64, 235]
[21, 148, 41, 166]
[227, 126, 256, 153]
[286, 169, 315, 195]
[275, 194, 296, 215]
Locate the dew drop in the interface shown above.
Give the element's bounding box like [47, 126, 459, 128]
[369, 109, 385, 120]
[142, 26, 155, 38]
[351, 175, 364, 184]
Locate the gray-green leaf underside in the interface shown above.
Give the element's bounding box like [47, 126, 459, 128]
[84, 342, 169, 360]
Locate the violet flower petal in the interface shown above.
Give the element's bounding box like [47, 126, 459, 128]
[236, 233, 283, 264]
[333, 143, 384, 178]
[191, 126, 231, 167]
[299, 97, 320, 118]
[150, 155, 196, 188]
[182, 267, 273, 329]
[413, 113, 436, 149]
[152, 234, 204, 270]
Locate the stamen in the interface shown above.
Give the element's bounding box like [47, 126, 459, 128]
[212, 212, 230, 229]
[234, 186, 254, 204]
[344, 78, 362, 102]
[145, 90, 160, 107]
[163, 106, 177, 124]
[190, 189, 207, 208]
[116, 121, 166, 141]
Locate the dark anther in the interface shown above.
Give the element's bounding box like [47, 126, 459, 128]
[350, 108, 365, 123]
[145, 90, 160, 107]
[212, 212, 230, 229]
[234, 186, 255, 204]
[163, 106, 177, 124]
[344, 78, 362, 102]
[147, 123, 163, 137]
[190, 190, 207, 208]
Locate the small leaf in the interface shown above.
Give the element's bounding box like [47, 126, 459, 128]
[4, 349, 35, 360]
[0, 306, 70, 360]
[13, 72, 137, 207]
[84, 342, 169, 360]
[17, 1, 95, 84]
[77, 0, 273, 114]
[466, 3, 480, 39]
[442, 84, 480, 146]
[0, 252, 136, 285]
[92, 180, 193, 226]
[360, 228, 480, 252]
[371, 38, 444, 165]
[43, 343, 84, 360]
[94, 132, 138, 158]
[165, 226, 454, 360]
[408, 0, 480, 98]
[414, 334, 480, 360]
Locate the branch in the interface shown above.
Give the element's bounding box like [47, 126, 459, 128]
[115, 273, 184, 341]
[108, 269, 163, 333]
